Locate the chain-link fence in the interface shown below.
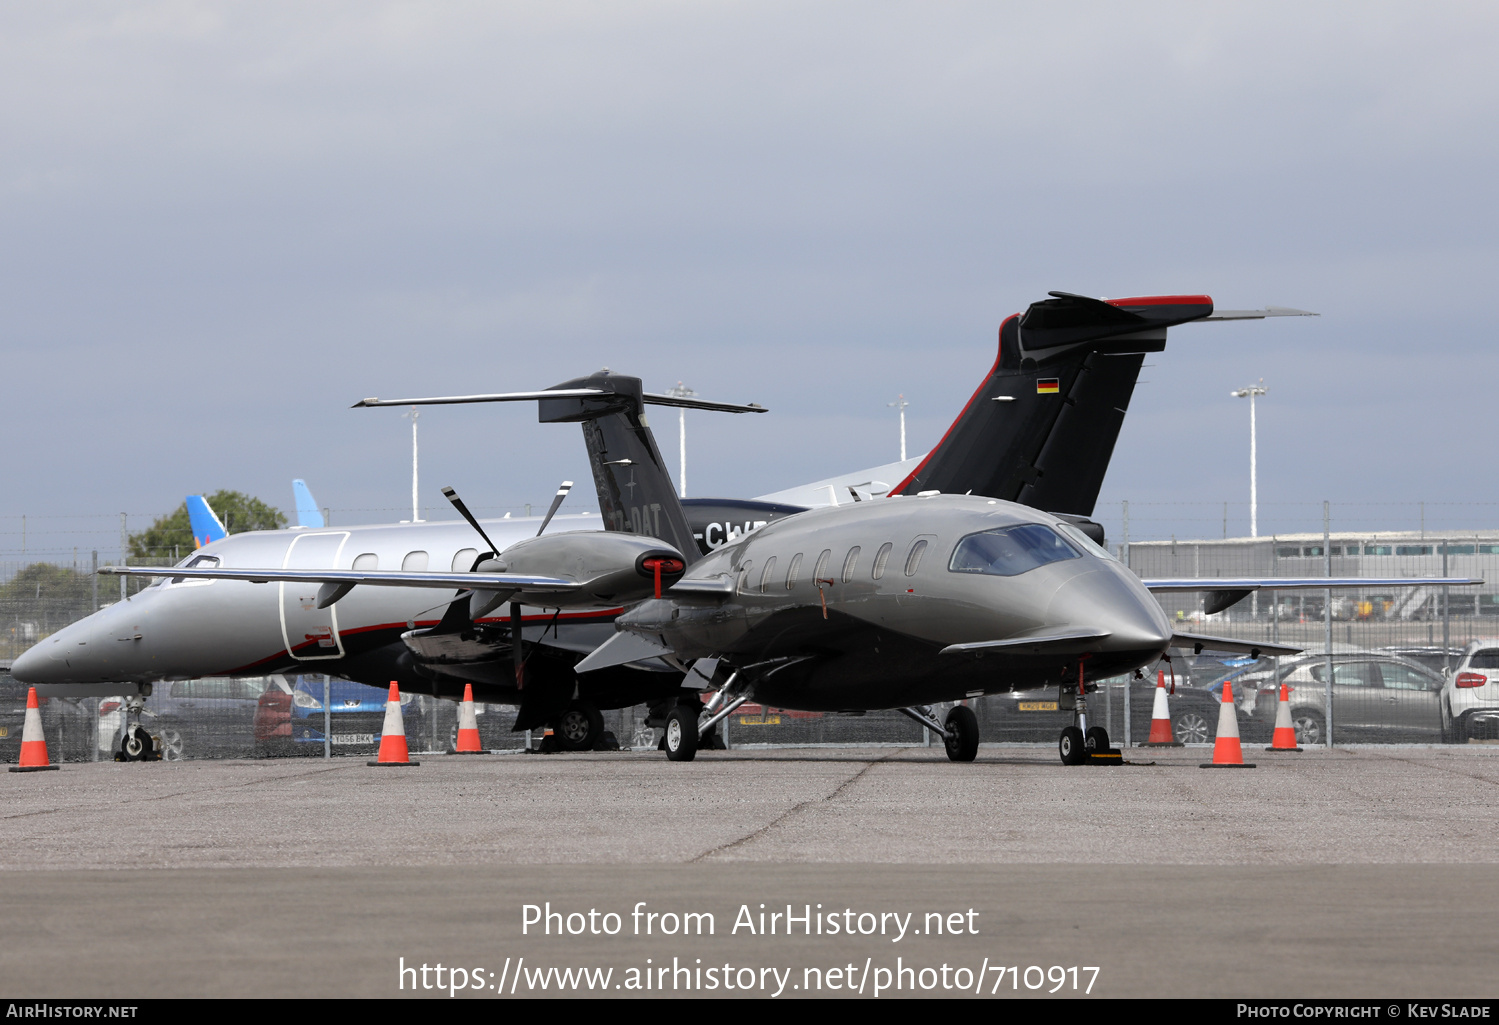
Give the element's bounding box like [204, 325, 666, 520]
[2, 505, 1494, 760]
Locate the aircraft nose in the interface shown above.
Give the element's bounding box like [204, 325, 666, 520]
[11, 614, 101, 684]
[10, 640, 50, 683]
[1045, 567, 1172, 652]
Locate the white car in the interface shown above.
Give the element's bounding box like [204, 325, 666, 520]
[1441, 640, 1499, 742]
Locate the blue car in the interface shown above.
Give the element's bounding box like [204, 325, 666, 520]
[279, 675, 428, 756]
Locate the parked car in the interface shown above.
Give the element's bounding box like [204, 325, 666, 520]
[109, 677, 273, 761]
[1380, 646, 1465, 676]
[254, 675, 428, 757]
[1242, 653, 1445, 745]
[978, 677, 1227, 746]
[1441, 640, 1499, 743]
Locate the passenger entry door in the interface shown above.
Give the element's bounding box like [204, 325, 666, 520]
[280, 532, 350, 661]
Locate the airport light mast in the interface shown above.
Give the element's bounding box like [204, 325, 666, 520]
[403, 407, 422, 522]
[666, 381, 696, 498]
[1231, 381, 1267, 536]
[888, 394, 909, 461]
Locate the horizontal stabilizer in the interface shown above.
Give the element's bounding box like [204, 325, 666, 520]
[1144, 577, 1482, 592]
[940, 628, 1112, 657]
[1200, 307, 1318, 321]
[1171, 632, 1302, 658]
[574, 630, 675, 674]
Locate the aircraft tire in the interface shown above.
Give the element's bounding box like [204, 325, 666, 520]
[943, 705, 979, 762]
[1058, 726, 1087, 766]
[1085, 725, 1110, 753]
[664, 705, 699, 762]
[555, 702, 605, 751]
[121, 726, 151, 762]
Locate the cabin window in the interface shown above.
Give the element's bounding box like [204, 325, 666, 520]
[352, 553, 378, 570]
[402, 551, 429, 572]
[759, 557, 778, 593]
[904, 540, 929, 576]
[841, 547, 861, 583]
[452, 548, 479, 572]
[785, 553, 803, 589]
[813, 549, 832, 583]
[947, 524, 1080, 578]
[737, 561, 754, 593]
[871, 542, 893, 579]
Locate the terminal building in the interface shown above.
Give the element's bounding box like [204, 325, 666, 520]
[1123, 531, 1499, 651]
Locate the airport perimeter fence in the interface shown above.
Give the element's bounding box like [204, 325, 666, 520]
[2, 502, 1497, 760]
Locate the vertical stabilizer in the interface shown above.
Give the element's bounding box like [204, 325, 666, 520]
[185, 495, 228, 549]
[292, 479, 325, 529]
[537, 372, 702, 565]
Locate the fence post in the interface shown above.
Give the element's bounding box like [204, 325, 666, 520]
[91, 551, 98, 612]
[1442, 540, 1451, 680]
[323, 675, 331, 759]
[1324, 501, 1333, 748]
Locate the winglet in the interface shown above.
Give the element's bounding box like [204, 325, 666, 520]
[185, 495, 228, 549]
[292, 480, 324, 529]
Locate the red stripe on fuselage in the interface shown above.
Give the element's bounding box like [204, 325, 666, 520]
[890, 313, 1018, 497]
[221, 608, 625, 675]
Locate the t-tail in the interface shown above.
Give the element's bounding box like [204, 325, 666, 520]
[185, 495, 227, 549]
[353, 371, 767, 567]
[890, 292, 1314, 516]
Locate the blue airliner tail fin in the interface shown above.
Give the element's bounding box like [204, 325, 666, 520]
[292, 479, 324, 528]
[185, 495, 228, 549]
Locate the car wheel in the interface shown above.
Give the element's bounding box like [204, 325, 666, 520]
[943, 705, 980, 762]
[158, 726, 185, 762]
[664, 705, 699, 762]
[1451, 713, 1468, 745]
[1292, 709, 1324, 747]
[1173, 711, 1212, 745]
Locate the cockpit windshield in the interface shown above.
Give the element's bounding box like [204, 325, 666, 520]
[948, 523, 1081, 577]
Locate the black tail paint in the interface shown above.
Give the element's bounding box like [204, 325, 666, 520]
[890, 293, 1213, 516]
[537, 372, 703, 566]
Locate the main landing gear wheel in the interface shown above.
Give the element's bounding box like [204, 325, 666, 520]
[663, 705, 699, 762]
[1085, 726, 1110, 755]
[554, 701, 605, 752]
[1058, 726, 1086, 766]
[943, 705, 980, 762]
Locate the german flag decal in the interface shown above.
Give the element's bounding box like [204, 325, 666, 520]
[1036, 378, 1060, 394]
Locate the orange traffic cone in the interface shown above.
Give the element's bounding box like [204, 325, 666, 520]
[368, 682, 420, 767]
[10, 687, 59, 773]
[1200, 681, 1255, 768]
[449, 684, 484, 754]
[1143, 670, 1183, 747]
[1264, 683, 1303, 752]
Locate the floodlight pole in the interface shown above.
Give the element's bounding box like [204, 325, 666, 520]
[404, 407, 422, 522]
[666, 382, 696, 498]
[1231, 381, 1267, 537]
[888, 394, 909, 461]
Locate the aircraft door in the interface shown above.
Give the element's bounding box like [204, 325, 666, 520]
[280, 532, 350, 661]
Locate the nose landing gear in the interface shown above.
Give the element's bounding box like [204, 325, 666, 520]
[113, 691, 161, 762]
[1058, 663, 1120, 766]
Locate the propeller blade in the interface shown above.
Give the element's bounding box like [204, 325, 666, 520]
[535, 481, 574, 537]
[441, 485, 502, 555]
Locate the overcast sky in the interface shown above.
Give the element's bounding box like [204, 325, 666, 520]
[3, 1, 1496, 555]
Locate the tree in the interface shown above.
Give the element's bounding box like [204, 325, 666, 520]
[0, 563, 97, 639]
[128, 491, 287, 560]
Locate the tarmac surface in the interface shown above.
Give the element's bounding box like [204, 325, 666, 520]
[4, 744, 1499, 997]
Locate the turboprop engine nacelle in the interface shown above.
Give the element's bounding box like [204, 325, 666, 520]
[479, 531, 686, 609]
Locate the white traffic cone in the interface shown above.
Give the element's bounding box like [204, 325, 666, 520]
[1200, 681, 1256, 769]
[449, 683, 484, 754]
[368, 682, 420, 767]
[1144, 670, 1183, 747]
[10, 687, 59, 773]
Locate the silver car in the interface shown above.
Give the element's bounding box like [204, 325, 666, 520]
[1245, 652, 1445, 745]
